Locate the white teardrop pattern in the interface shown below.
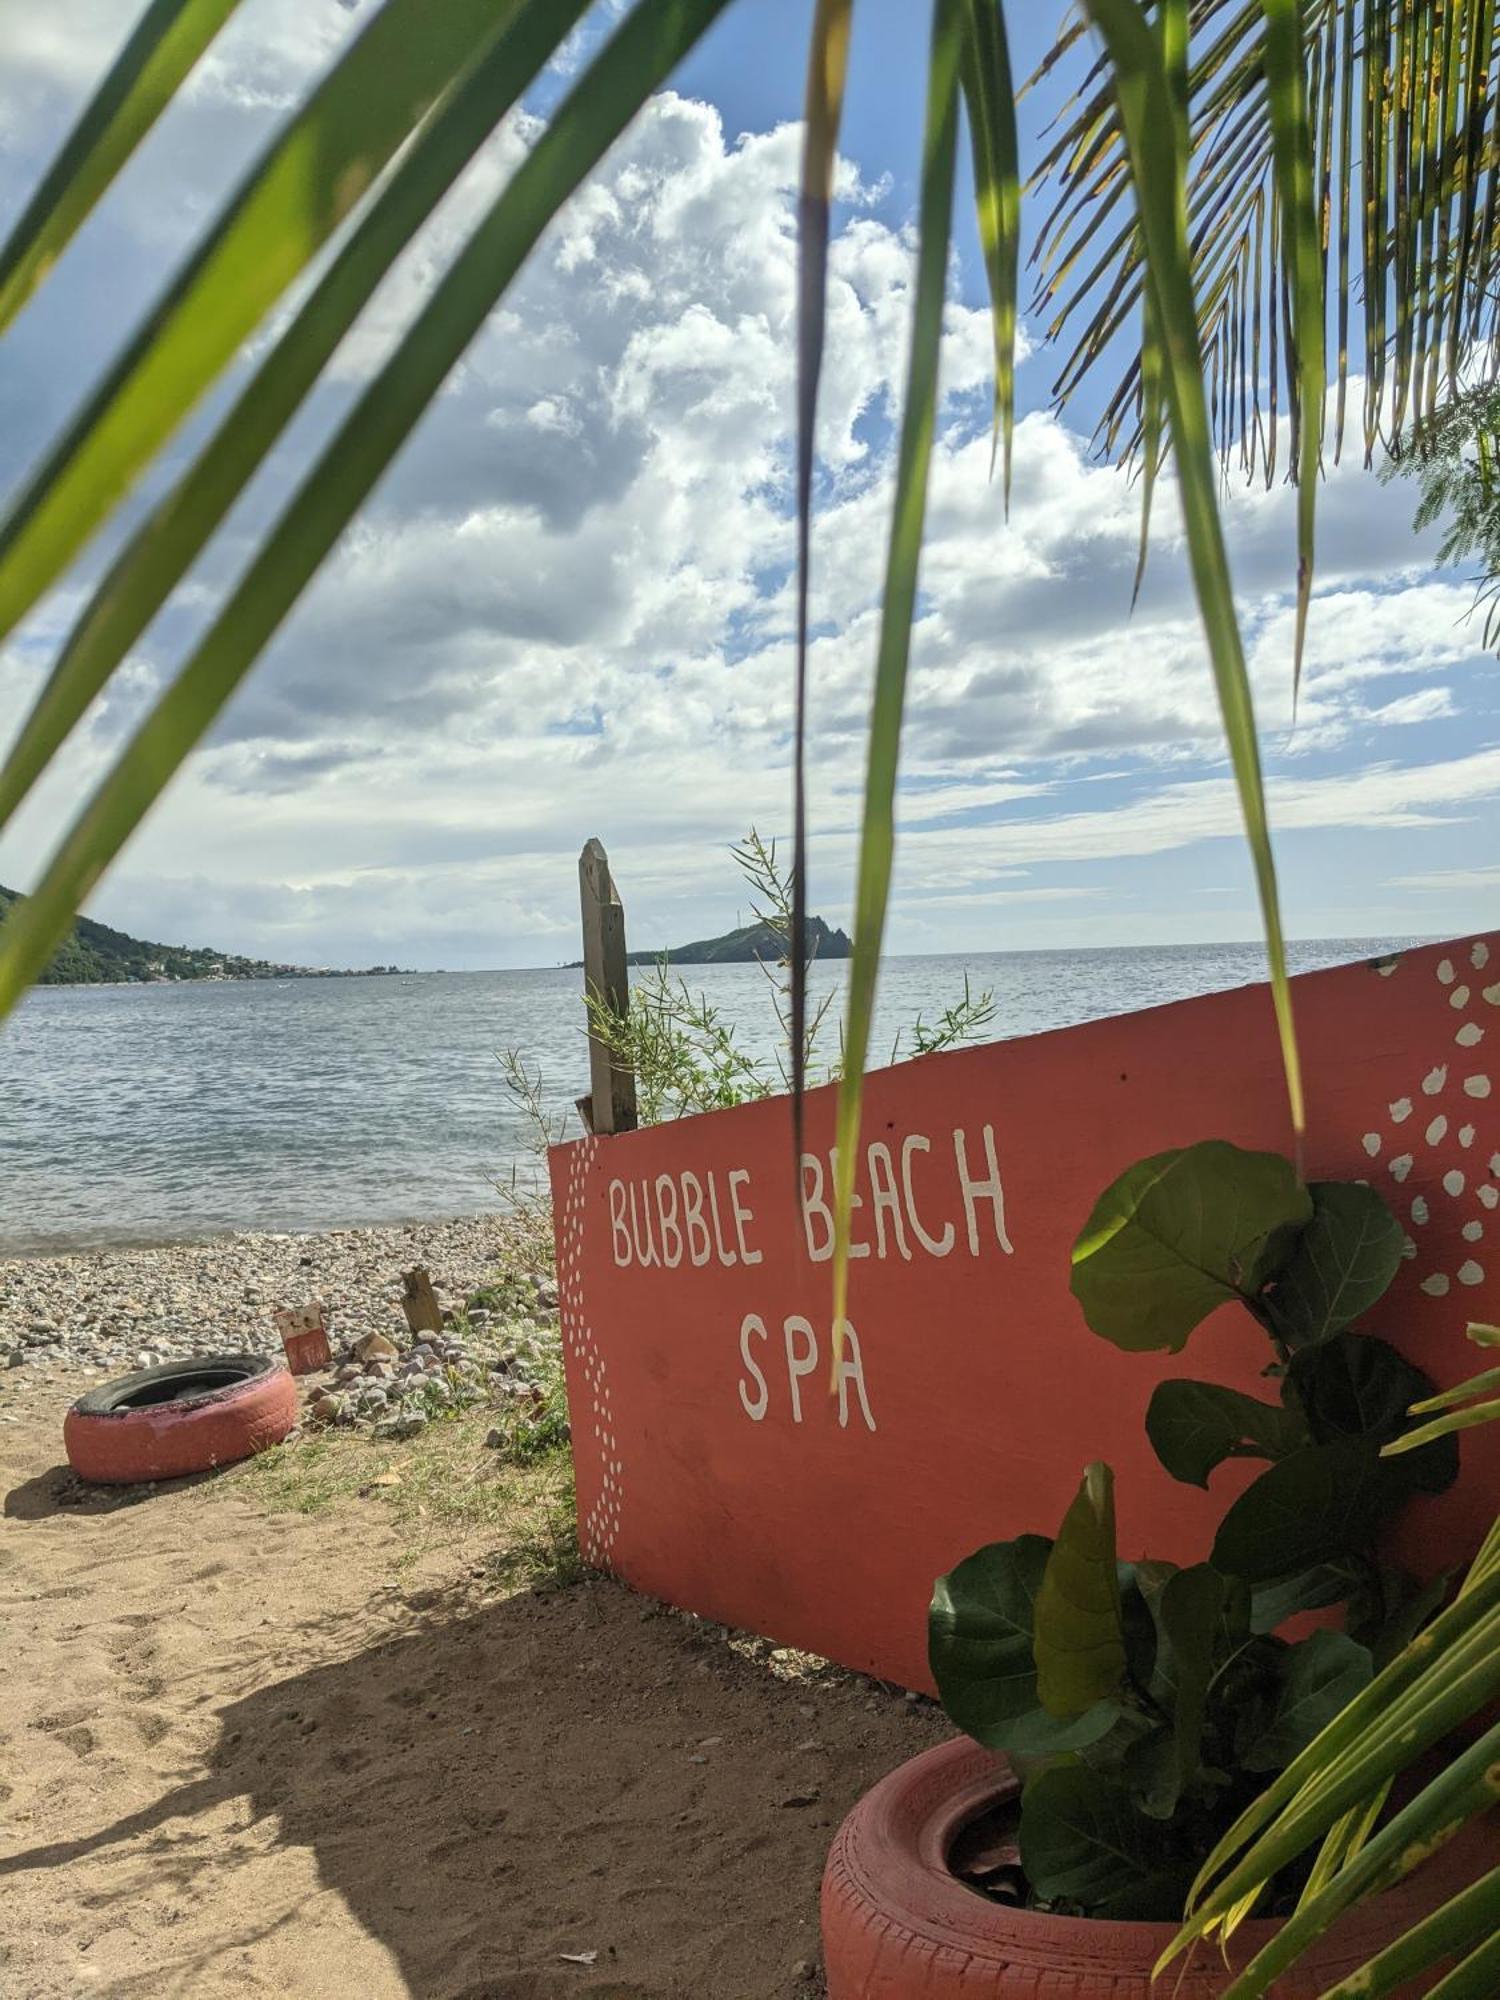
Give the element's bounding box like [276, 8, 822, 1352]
[555, 1133, 622, 1569]
[1364, 941, 1495, 1301]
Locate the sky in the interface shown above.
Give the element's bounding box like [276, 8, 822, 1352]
[0, 0, 1495, 971]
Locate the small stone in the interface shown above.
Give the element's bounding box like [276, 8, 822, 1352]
[373, 1412, 427, 1441]
[353, 1331, 399, 1364]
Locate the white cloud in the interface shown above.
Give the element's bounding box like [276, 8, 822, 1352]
[0, 23, 1492, 968]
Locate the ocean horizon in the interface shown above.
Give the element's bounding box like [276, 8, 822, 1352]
[0, 935, 1429, 1255]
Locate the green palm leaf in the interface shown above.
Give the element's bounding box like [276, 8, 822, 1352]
[1031, 0, 1500, 485]
[0, 0, 735, 1019]
[0, 0, 514, 652]
[831, 0, 965, 1334]
[960, 0, 1021, 504]
[0, 0, 590, 838]
[0, 0, 243, 335]
[790, 0, 853, 1137]
[1259, 0, 1325, 693]
[1080, 0, 1302, 1135]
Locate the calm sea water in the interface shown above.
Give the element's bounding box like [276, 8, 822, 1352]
[0, 940, 1422, 1254]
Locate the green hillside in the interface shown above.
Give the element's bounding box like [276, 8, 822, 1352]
[0, 884, 403, 985]
[623, 914, 852, 965]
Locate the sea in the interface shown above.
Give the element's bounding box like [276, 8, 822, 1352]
[0, 939, 1424, 1255]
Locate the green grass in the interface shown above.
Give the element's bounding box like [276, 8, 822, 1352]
[222, 1399, 582, 1588]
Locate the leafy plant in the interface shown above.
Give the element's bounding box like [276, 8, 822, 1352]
[1382, 382, 1500, 651]
[930, 1139, 1456, 1919]
[1150, 1322, 1500, 1997]
[580, 829, 995, 1122]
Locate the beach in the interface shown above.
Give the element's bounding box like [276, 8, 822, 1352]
[0, 1213, 530, 1381]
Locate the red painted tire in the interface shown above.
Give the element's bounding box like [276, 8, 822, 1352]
[822, 1737, 1489, 1998]
[64, 1354, 297, 1485]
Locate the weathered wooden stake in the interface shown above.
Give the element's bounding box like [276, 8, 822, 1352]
[578, 837, 638, 1135]
[401, 1265, 444, 1337]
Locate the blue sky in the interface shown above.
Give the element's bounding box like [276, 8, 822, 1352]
[0, 0, 1495, 970]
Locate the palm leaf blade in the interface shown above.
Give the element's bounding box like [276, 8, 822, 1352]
[0, 0, 513, 652]
[0, 0, 242, 335]
[0, 0, 588, 837]
[832, 0, 964, 1333]
[0, 0, 735, 1016]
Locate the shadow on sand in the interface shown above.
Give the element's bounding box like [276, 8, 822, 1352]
[0, 1563, 920, 1998]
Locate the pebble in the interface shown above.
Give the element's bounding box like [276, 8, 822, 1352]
[0, 1215, 556, 1381]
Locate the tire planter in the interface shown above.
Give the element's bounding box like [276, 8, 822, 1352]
[822, 1737, 1490, 1999]
[64, 1353, 298, 1485]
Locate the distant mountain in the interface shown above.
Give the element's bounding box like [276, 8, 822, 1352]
[0, 884, 406, 986]
[623, 915, 853, 966]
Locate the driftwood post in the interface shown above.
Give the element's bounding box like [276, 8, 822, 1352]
[578, 837, 638, 1135]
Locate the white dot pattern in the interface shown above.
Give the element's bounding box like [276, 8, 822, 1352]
[555, 1133, 623, 1570]
[1359, 945, 1496, 1297]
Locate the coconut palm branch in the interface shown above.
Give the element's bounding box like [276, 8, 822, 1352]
[0, 3, 1319, 1157]
[1033, 0, 1500, 488]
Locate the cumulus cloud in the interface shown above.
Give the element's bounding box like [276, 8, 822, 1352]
[0, 1, 1493, 967]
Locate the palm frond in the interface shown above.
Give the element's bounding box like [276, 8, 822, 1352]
[0, 0, 735, 1016]
[1031, 0, 1500, 484]
[832, 0, 966, 1336]
[0, 0, 243, 335]
[0, 0, 591, 839]
[791, 0, 853, 1155]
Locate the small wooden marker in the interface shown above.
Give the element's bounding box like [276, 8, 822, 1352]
[401, 1266, 444, 1337]
[274, 1301, 332, 1375]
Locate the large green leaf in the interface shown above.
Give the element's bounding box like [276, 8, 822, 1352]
[1034, 1462, 1128, 1718]
[1071, 1140, 1312, 1353]
[1248, 1561, 1351, 1635]
[0, 0, 512, 655]
[830, 0, 964, 1335]
[1266, 1183, 1405, 1348]
[1020, 1765, 1197, 1918]
[1142, 1561, 1237, 1814]
[1290, 1333, 1459, 1493]
[1031, 0, 1500, 482]
[1240, 1630, 1373, 1773]
[1146, 1378, 1308, 1487]
[0, 0, 736, 1019]
[930, 1534, 1120, 1755]
[1211, 1436, 1412, 1583]
[0, 0, 590, 839]
[0, 0, 242, 335]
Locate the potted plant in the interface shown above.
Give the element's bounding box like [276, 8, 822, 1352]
[821, 1140, 1487, 1997]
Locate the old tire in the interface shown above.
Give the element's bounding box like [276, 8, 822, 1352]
[822, 1737, 1487, 1998]
[64, 1354, 297, 1484]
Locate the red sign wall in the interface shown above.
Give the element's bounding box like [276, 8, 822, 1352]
[549, 935, 1500, 1691]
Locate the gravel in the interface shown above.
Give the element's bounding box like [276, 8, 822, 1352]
[0, 1214, 550, 1383]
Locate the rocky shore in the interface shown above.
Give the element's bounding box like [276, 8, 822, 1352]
[0, 1213, 548, 1382]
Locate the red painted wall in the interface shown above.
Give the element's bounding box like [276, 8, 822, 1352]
[549, 935, 1500, 1692]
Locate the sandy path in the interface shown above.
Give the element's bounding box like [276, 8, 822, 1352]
[0, 1377, 946, 1999]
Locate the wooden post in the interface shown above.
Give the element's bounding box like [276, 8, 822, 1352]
[579, 838, 638, 1135]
